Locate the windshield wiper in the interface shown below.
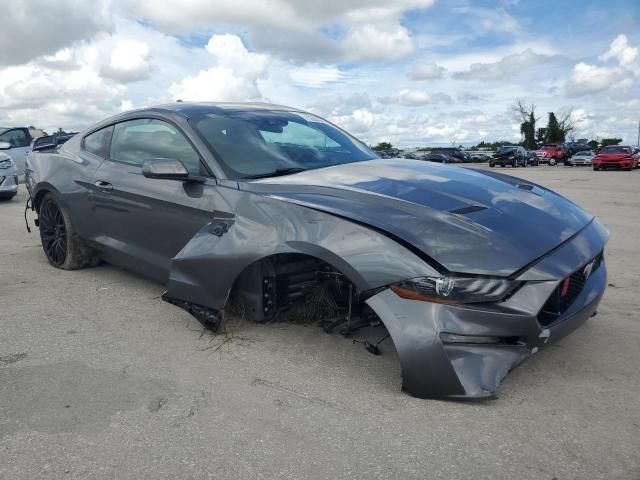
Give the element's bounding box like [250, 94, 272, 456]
[242, 167, 308, 179]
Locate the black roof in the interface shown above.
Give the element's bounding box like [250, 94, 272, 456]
[85, 102, 308, 135]
[149, 102, 303, 118]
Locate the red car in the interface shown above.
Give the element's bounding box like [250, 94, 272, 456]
[535, 144, 566, 166]
[592, 146, 639, 171]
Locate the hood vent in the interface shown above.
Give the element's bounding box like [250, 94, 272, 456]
[449, 205, 488, 215]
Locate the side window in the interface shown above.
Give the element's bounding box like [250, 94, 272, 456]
[0, 129, 29, 148]
[110, 118, 203, 175]
[83, 126, 113, 158]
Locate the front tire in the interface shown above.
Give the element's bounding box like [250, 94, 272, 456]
[38, 193, 99, 270]
[549, 157, 557, 166]
[489, 162, 495, 168]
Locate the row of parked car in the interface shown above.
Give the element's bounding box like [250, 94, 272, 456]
[398, 143, 640, 171]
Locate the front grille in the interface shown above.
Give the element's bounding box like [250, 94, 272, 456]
[538, 251, 603, 326]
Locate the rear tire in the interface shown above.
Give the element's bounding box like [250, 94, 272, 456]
[489, 162, 495, 168]
[38, 193, 99, 270]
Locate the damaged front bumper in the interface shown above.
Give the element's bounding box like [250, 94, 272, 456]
[366, 220, 608, 399]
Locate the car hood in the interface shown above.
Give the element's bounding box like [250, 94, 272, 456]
[244, 159, 593, 276]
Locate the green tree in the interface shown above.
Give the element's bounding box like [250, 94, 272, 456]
[513, 99, 537, 149]
[546, 112, 564, 143]
[601, 138, 622, 147]
[519, 112, 536, 149]
[372, 141, 393, 152]
[587, 140, 599, 150]
[536, 128, 547, 144]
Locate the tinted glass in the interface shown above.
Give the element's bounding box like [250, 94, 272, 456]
[0, 129, 29, 148]
[110, 119, 202, 175]
[192, 111, 376, 179]
[83, 126, 113, 158]
[601, 147, 631, 154]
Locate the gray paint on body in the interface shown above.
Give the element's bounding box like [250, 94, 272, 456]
[25, 103, 609, 399]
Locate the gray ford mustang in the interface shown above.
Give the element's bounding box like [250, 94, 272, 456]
[25, 102, 608, 399]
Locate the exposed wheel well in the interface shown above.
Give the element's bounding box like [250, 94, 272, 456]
[32, 189, 52, 213]
[227, 253, 377, 324]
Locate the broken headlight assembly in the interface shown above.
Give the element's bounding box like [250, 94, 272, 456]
[390, 275, 520, 304]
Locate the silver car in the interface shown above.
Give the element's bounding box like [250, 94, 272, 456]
[570, 150, 594, 166]
[0, 150, 19, 200]
[0, 128, 33, 182]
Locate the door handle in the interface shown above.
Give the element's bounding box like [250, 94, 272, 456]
[94, 180, 113, 192]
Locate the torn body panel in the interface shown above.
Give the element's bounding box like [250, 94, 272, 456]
[365, 220, 608, 399]
[163, 187, 440, 316]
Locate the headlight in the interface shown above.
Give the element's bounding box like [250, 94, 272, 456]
[390, 276, 520, 304]
[0, 159, 13, 169]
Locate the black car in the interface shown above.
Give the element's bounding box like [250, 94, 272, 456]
[470, 153, 490, 162]
[489, 146, 528, 168]
[24, 102, 609, 400]
[422, 153, 453, 163]
[429, 147, 466, 163]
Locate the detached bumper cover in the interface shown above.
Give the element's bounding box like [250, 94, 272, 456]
[365, 220, 608, 399]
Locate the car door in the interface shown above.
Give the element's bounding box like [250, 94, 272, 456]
[89, 118, 220, 282]
[0, 128, 31, 180]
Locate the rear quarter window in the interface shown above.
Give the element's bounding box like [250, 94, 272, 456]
[83, 126, 114, 158]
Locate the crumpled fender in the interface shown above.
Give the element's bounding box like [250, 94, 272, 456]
[164, 189, 439, 312]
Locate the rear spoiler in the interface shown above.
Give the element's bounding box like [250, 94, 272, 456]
[32, 133, 76, 152]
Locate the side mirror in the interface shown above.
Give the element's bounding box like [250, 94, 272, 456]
[0, 141, 11, 150]
[142, 158, 191, 181]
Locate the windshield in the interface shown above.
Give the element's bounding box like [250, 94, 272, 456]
[191, 110, 376, 179]
[497, 146, 516, 152]
[601, 147, 631, 154]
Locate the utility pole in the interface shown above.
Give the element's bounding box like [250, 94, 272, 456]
[637, 120, 639, 146]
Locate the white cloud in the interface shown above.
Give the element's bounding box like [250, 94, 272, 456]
[307, 92, 374, 117]
[381, 89, 452, 106]
[409, 61, 446, 80]
[564, 63, 629, 97]
[288, 66, 349, 88]
[600, 34, 638, 71]
[564, 34, 639, 98]
[343, 23, 416, 62]
[455, 49, 564, 80]
[452, 6, 522, 36]
[125, 0, 432, 63]
[0, 0, 113, 66]
[125, 0, 433, 31]
[169, 35, 268, 102]
[101, 40, 151, 83]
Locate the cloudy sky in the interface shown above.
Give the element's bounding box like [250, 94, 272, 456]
[1, 0, 639, 146]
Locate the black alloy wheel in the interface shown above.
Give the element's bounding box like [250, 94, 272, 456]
[39, 198, 67, 266]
